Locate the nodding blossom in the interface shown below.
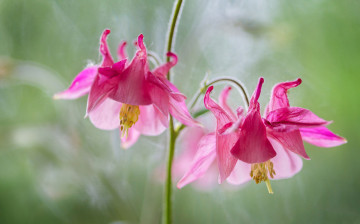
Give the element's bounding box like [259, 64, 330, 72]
[178, 78, 346, 193]
[54, 30, 198, 148]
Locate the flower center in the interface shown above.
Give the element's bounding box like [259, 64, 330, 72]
[119, 104, 140, 138]
[250, 160, 276, 194]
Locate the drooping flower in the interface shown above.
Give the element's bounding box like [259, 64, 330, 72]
[54, 29, 198, 148]
[178, 78, 346, 193]
[177, 86, 245, 188]
[230, 78, 346, 193]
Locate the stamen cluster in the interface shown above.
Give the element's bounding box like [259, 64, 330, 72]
[120, 104, 140, 137]
[250, 160, 276, 184]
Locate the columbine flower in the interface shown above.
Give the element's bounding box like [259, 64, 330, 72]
[230, 78, 346, 193]
[177, 86, 244, 188]
[54, 30, 198, 148]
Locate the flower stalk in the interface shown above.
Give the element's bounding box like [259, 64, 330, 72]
[163, 0, 184, 224]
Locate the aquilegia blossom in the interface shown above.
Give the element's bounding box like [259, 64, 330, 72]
[178, 78, 346, 193]
[229, 77, 346, 192]
[54, 30, 198, 148]
[177, 86, 244, 188]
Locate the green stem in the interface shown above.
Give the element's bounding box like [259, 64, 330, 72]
[207, 77, 250, 107]
[175, 77, 250, 137]
[163, 0, 184, 224]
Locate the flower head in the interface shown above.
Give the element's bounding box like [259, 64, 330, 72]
[54, 29, 198, 148]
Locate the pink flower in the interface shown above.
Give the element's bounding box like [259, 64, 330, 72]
[178, 78, 346, 193]
[230, 78, 346, 192]
[177, 86, 243, 188]
[54, 30, 198, 148]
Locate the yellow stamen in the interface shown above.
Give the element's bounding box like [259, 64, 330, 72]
[250, 160, 276, 194]
[119, 104, 140, 138]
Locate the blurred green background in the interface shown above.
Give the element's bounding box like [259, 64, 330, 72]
[0, 0, 359, 223]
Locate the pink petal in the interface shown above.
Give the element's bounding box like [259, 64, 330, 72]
[99, 29, 114, 67]
[266, 107, 330, 130]
[88, 98, 121, 130]
[204, 86, 238, 182]
[204, 86, 234, 126]
[133, 105, 168, 136]
[173, 127, 206, 178]
[121, 127, 141, 149]
[117, 41, 127, 60]
[108, 34, 152, 105]
[152, 52, 178, 78]
[268, 137, 303, 179]
[218, 86, 237, 120]
[53, 66, 98, 100]
[265, 78, 302, 115]
[86, 61, 125, 114]
[268, 129, 310, 159]
[177, 133, 217, 189]
[169, 97, 199, 127]
[231, 109, 276, 163]
[231, 78, 277, 163]
[300, 127, 347, 147]
[226, 161, 252, 185]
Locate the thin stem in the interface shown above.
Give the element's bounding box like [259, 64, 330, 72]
[166, 0, 183, 79]
[163, 0, 184, 224]
[175, 77, 250, 137]
[207, 77, 250, 107]
[163, 117, 176, 224]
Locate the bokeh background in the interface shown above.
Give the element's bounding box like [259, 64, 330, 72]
[0, 0, 359, 223]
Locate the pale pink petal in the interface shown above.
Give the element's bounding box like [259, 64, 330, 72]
[300, 127, 347, 147]
[204, 86, 238, 183]
[231, 78, 276, 163]
[226, 161, 252, 185]
[219, 86, 237, 120]
[53, 66, 98, 100]
[133, 105, 168, 136]
[265, 78, 302, 116]
[117, 41, 127, 60]
[231, 109, 276, 163]
[169, 97, 199, 127]
[121, 127, 141, 149]
[269, 130, 310, 159]
[108, 34, 152, 105]
[173, 127, 206, 178]
[268, 138, 303, 179]
[152, 52, 178, 78]
[88, 98, 121, 130]
[266, 107, 330, 131]
[177, 133, 217, 189]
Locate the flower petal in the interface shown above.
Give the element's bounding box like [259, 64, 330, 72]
[133, 105, 168, 136]
[117, 41, 127, 60]
[152, 52, 178, 78]
[300, 127, 347, 147]
[53, 66, 98, 100]
[265, 78, 302, 115]
[219, 86, 237, 120]
[266, 107, 330, 131]
[99, 29, 114, 67]
[268, 129, 310, 159]
[268, 137, 303, 179]
[231, 78, 277, 163]
[88, 98, 121, 130]
[108, 34, 152, 105]
[231, 109, 276, 163]
[204, 86, 238, 182]
[177, 133, 217, 189]
[86, 60, 127, 114]
[121, 127, 141, 149]
[226, 161, 252, 185]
